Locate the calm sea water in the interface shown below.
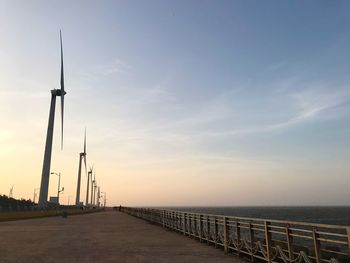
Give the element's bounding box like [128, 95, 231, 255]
[162, 207, 350, 226]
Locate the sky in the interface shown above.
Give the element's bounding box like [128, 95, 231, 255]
[0, 0, 350, 206]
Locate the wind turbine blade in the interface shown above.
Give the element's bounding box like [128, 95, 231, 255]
[84, 156, 87, 177]
[84, 128, 86, 154]
[59, 30, 65, 150]
[61, 95, 64, 149]
[60, 30, 65, 94]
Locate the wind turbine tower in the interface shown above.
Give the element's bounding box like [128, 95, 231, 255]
[75, 129, 87, 205]
[93, 174, 97, 206]
[90, 169, 95, 205]
[86, 166, 93, 206]
[38, 31, 66, 207]
[9, 185, 14, 198]
[97, 186, 100, 207]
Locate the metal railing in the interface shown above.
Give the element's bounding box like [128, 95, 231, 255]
[122, 207, 350, 263]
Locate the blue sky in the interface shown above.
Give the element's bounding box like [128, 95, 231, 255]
[0, 1, 350, 205]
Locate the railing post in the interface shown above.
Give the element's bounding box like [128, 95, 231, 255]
[286, 224, 294, 263]
[236, 219, 241, 256]
[199, 215, 203, 243]
[347, 227, 350, 250]
[169, 211, 171, 228]
[170, 211, 173, 228]
[167, 211, 170, 228]
[207, 216, 210, 244]
[223, 216, 229, 254]
[162, 210, 165, 227]
[189, 214, 192, 237]
[264, 221, 272, 263]
[183, 212, 186, 235]
[167, 211, 170, 227]
[312, 227, 321, 263]
[169, 211, 171, 227]
[249, 222, 254, 262]
[176, 212, 180, 231]
[194, 214, 198, 239]
[214, 216, 218, 248]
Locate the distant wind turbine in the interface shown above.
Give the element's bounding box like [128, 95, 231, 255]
[75, 129, 87, 205]
[91, 169, 95, 205]
[38, 30, 66, 207]
[92, 173, 97, 206]
[9, 185, 14, 198]
[97, 187, 101, 207]
[86, 165, 93, 206]
[97, 186, 101, 207]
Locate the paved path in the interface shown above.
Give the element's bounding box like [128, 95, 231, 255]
[0, 211, 244, 263]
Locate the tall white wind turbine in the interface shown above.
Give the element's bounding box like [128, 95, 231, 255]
[38, 31, 66, 207]
[86, 165, 93, 206]
[75, 129, 87, 205]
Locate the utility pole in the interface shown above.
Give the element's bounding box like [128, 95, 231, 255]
[51, 172, 64, 204]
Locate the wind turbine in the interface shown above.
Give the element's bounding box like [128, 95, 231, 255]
[75, 129, 87, 205]
[9, 185, 14, 198]
[97, 186, 100, 207]
[93, 173, 97, 206]
[91, 169, 95, 205]
[86, 165, 93, 206]
[38, 31, 66, 207]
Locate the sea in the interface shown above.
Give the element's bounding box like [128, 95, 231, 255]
[161, 206, 350, 226]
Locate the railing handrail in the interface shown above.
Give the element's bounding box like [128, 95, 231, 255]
[131, 207, 350, 229]
[122, 206, 350, 263]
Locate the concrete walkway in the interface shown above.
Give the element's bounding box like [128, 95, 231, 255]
[0, 211, 244, 263]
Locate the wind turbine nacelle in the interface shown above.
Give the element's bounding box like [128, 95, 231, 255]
[51, 89, 66, 96]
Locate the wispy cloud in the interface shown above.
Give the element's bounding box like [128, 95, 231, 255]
[290, 85, 350, 119]
[202, 85, 350, 138]
[79, 58, 131, 81]
[97, 59, 132, 76]
[124, 80, 350, 145]
[146, 85, 177, 102]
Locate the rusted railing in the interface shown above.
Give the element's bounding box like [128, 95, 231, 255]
[122, 207, 350, 263]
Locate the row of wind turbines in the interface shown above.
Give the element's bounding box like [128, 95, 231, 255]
[37, 31, 104, 208]
[76, 130, 102, 207]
